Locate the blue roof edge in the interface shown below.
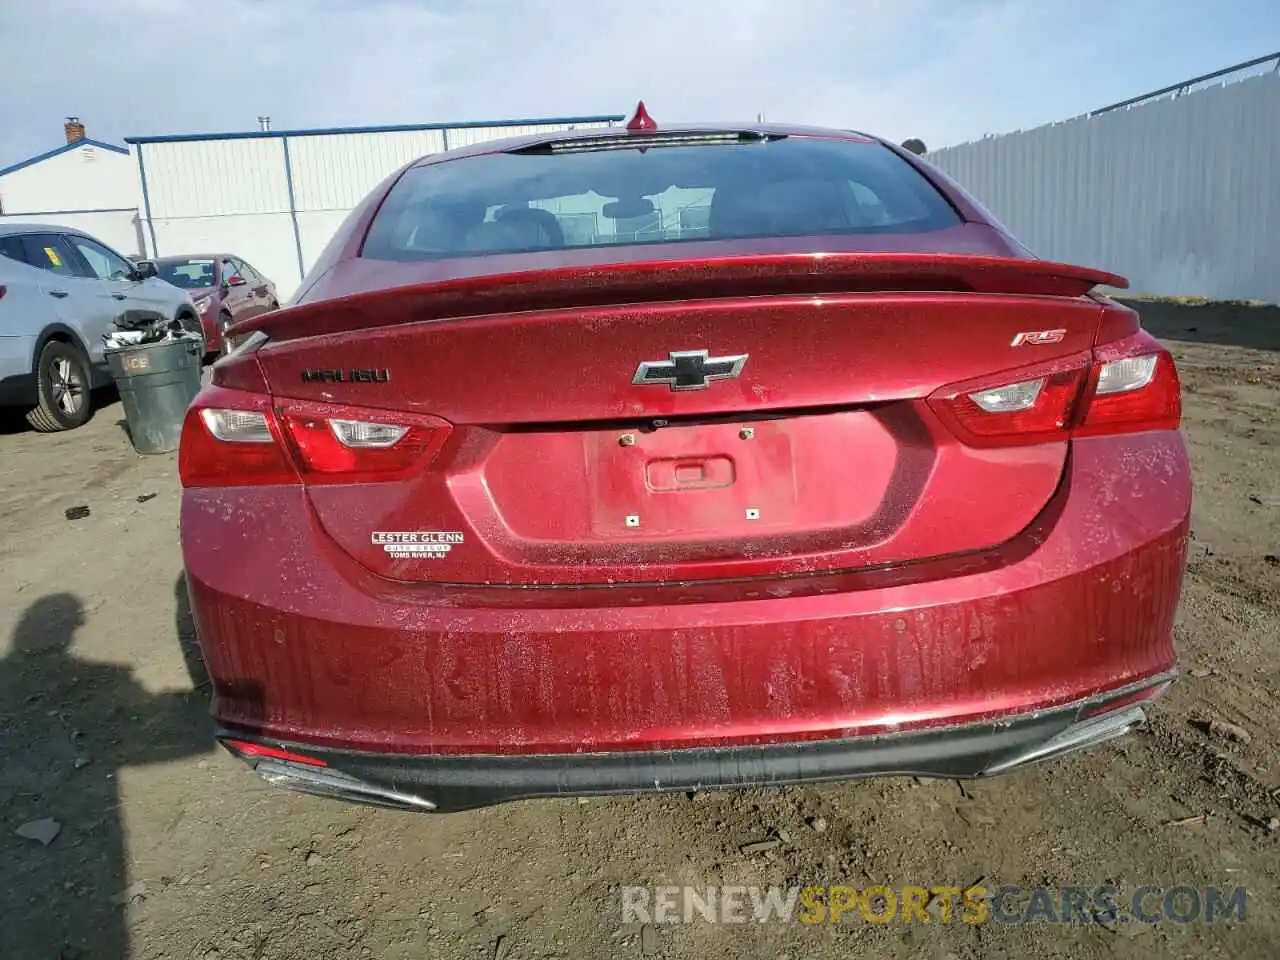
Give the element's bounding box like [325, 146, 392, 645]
[0, 138, 130, 177]
[124, 115, 626, 146]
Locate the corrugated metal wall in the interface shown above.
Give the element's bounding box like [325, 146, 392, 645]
[133, 118, 618, 300]
[926, 73, 1280, 303]
[140, 137, 299, 297]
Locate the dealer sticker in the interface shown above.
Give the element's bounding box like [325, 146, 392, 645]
[372, 531, 464, 560]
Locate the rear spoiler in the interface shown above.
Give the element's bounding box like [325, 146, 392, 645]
[242, 253, 1129, 344]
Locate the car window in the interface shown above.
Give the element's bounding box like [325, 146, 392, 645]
[236, 260, 261, 282]
[16, 234, 81, 277]
[221, 258, 241, 283]
[65, 234, 134, 281]
[158, 258, 217, 289]
[362, 135, 960, 263]
[0, 235, 28, 264]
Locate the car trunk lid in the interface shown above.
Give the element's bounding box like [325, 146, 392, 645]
[251, 253, 1115, 586]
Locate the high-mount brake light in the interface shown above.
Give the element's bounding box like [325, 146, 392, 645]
[929, 335, 1181, 447]
[547, 132, 765, 154]
[179, 389, 452, 488]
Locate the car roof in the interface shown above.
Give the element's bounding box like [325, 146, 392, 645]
[410, 121, 881, 165]
[154, 253, 230, 263]
[0, 222, 94, 238]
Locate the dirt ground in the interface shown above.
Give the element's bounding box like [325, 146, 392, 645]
[1, 301, 1277, 960]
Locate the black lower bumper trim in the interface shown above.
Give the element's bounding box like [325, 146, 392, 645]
[218, 675, 1171, 813]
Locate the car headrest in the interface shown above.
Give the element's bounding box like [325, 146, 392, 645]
[710, 178, 850, 237]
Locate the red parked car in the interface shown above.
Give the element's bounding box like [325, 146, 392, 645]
[179, 107, 1190, 813]
[154, 253, 278, 355]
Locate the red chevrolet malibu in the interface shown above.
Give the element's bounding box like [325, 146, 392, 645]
[179, 108, 1190, 812]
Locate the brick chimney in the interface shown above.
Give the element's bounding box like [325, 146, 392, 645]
[64, 117, 86, 144]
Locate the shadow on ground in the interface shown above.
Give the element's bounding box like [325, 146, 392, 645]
[0, 385, 122, 436]
[1127, 299, 1280, 352]
[0, 587, 214, 959]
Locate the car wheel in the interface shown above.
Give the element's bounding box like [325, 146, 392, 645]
[26, 340, 93, 432]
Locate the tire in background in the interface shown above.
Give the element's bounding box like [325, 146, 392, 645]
[26, 339, 93, 432]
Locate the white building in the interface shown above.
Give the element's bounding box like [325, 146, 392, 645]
[0, 119, 144, 256]
[1, 114, 624, 298]
[126, 114, 623, 300]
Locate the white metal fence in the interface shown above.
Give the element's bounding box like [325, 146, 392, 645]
[927, 72, 1280, 304]
[129, 117, 621, 301]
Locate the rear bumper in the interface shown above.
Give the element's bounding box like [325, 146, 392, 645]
[183, 432, 1191, 760]
[220, 676, 1171, 812]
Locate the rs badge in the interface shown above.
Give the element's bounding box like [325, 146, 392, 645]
[1010, 329, 1067, 346]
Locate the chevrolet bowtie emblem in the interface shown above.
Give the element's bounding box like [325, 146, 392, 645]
[632, 350, 749, 391]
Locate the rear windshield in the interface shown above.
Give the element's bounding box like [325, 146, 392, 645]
[361, 136, 960, 262]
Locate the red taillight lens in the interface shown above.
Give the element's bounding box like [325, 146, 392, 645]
[1076, 351, 1181, 436]
[279, 401, 451, 484]
[179, 388, 297, 487]
[929, 335, 1181, 447]
[179, 388, 452, 488]
[930, 362, 1090, 447]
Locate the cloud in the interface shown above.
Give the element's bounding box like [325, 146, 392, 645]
[0, 0, 1274, 164]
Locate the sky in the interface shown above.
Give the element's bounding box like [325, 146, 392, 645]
[0, 0, 1277, 166]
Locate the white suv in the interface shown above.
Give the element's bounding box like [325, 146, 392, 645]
[0, 224, 201, 431]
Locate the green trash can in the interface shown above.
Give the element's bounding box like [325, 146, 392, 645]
[106, 336, 204, 454]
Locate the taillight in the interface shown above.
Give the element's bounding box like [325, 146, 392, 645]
[1075, 346, 1181, 436]
[928, 353, 1091, 448]
[179, 387, 452, 488]
[179, 388, 296, 487]
[928, 333, 1181, 447]
[277, 400, 451, 484]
